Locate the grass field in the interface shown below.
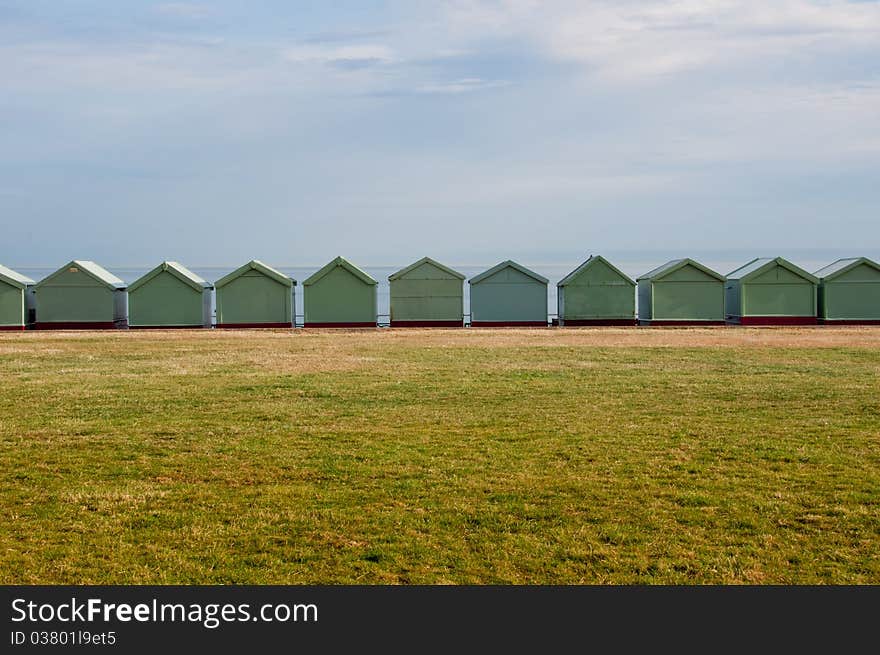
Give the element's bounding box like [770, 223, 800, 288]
[1, 327, 879, 584]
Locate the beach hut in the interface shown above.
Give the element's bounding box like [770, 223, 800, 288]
[128, 261, 212, 329]
[0, 264, 35, 330]
[303, 257, 377, 327]
[215, 260, 295, 328]
[34, 260, 127, 329]
[637, 259, 725, 325]
[557, 256, 636, 326]
[815, 257, 880, 324]
[725, 257, 818, 325]
[469, 260, 548, 327]
[388, 257, 465, 327]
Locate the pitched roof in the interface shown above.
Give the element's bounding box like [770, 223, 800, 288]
[726, 257, 818, 283]
[469, 260, 549, 285]
[725, 258, 773, 279]
[637, 258, 724, 282]
[36, 260, 126, 290]
[214, 260, 295, 289]
[557, 255, 634, 287]
[814, 257, 880, 281]
[128, 261, 211, 293]
[0, 264, 35, 289]
[303, 256, 377, 286]
[388, 257, 465, 281]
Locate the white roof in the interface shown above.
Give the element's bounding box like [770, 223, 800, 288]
[163, 261, 208, 287]
[74, 260, 126, 288]
[726, 257, 818, 283]
[814, 257, 880, 280]
[0, 264, 35, 288]
[36, 260, 126, 289]
[128, 261, 210, 293]
[726, 258, 775, 280]
[637, 258, 725, 282]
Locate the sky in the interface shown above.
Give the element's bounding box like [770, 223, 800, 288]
[2, 0, 879, 267]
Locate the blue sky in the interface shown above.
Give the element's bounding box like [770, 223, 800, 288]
[2, 0, 879, 266]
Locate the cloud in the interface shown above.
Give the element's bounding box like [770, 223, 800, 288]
[415, 77, 511, 94]
[2, 0, 880, 263]
[282, 43, 395, 69]
[441, 0, 880, 81]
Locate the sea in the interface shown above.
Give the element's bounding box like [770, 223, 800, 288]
[13, 249, 872, 326]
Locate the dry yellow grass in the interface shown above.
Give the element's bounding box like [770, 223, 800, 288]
[1, 327, 879, 584]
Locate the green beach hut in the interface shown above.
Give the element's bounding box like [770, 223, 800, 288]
[128, 261, 212, 329]
[215, 260, 295, 328]
[0, 264, 35, 330]
[557, 255, 635, 326]
[388, 257, 465, 327]
[469, 260, 548, 327]
[725, 257, 817, 325]
[637, 259, 725, 325]
[303, 257, 377, 328]
[34, 260, 127, 329]
[815, 257, 880, 324]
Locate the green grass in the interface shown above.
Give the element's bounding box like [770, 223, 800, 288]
[1, 328, 879, 584]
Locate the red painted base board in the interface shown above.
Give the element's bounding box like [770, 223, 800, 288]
[732, 316, 818, 326]
[129, 325, 207, 329]
[389, 320, 463, 328]
[34, 322, 124, 330]
[641, 320, 727, 327]
[0, 325, 26, 331]
[216, 322, 293, 329]
[304, 322, 377, 328]
[561, 319, 637, 327]
[470, 321, 547, 327]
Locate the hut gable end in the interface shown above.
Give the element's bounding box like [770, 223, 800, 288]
[389, 257, 465, 281]
[137, 270, 191, 295]
[660, 264, 718, 283]
[638, 259, 725, 324]
[304, 257, 377, 287]
[388, 257, 464, 326]
[816, 258, 880, 282]
[0, 265, 35, 290]
[816, 258, 880, 322]
[559, 257, 634, 288]
[726, 257, 818, 323]
[639, 259, 725, 283]
[579, 258, 618, 285]
[474, 266, 538, 286]
[128, 262, 209, 294]
[303, 257, 377, 326]
[33, 260, 126, 328]
[0, 264, 34, 329]
[36, 260, 126, 290]
[128, 263, 211, 328]
[835, 264, 880, 283]
[558, 256, 635, 324]
[214, 260, 294, 327]
[214, 260, 294, 289]
[411, 261, 445, 279]
[469, 260, 547, 326]
[727, 257, 817, 284]
[750, 263, 813, 285]
[469, 260, 548, 286]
